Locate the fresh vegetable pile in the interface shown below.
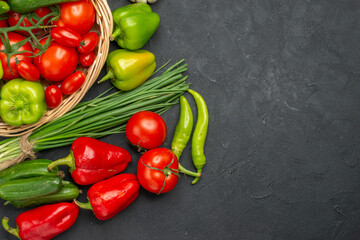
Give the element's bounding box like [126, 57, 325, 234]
[0, 1, 210, 239]
[0, 0, 99, 126]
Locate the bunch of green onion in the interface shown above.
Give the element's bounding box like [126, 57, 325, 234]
[0, 60, 189, 168]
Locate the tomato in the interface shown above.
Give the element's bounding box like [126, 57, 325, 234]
[17, 61, 40, 81]
[34, 38, 78, 82]
[137, 148, 179, 194]
[77, 32, 99, 54]
[126, 111, 167, 150]
[45, 85, 63, 108]
[50, 27, 82, 48]
[0, 19, 8, 28]
[54, 0, 95, 36]
[8, 7, 51, 35]
[79, 51, 96, 67]
[0, 32, 33, 81]
[61, 71, 86, 95]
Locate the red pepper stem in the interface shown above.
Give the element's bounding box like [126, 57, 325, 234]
[2, 217, 20, 240]
[178, 163, 201, 177]
[48, 152, 76, 173]
[74, 199, 93, 211]
[192, 169, 203, 185]
[98, 70, 114, 83]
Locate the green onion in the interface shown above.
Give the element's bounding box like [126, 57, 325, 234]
[0, 60, 189, 169]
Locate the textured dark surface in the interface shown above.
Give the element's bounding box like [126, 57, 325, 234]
[1, 0, 360, 239]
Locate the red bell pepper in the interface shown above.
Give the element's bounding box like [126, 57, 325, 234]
[75, 173, 140, 220]
[48, 137, 132, 185]
[2, 202, 79, 240]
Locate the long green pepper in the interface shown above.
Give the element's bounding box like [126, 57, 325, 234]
[171, 96, 200, 177]
[188, 89, 209, 184]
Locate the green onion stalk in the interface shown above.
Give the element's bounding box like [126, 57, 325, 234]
[0, 60, 189, 170]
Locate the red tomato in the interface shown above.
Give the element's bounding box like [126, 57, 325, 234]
[137, 148, 179, 194]
[51, 27, 82, 48]
[0, 32, 33, 81]
[61, 71, 86, 95]
[126, 111, 167, 150]
[53, 0, 95, 36]
[77, 32, 99, 54]
[79, 51, 96, 67]
[0, 19, 8, 28]
[8, 7, 51, 35]
[17, 61, 40, 81]
[34, 38, 78, 82]
[45, 85, 63, 108]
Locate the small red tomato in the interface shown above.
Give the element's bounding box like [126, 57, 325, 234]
[45, 85, 63, 108]
[79, 51, 96, 67]
[50, 27, 82, 48]
[0, 32, 33, 81]
[126, 111, 167, 151]
[137, 148, 179, 194]
[0, 19, 8, 28]
[77, 32, 99, 54]
[8, 7, 51, 35]
[17, 61, 40, 81]
[61, 71, 86, 95]
[34, 38, 78, 82]
[53, 0, 95, 36]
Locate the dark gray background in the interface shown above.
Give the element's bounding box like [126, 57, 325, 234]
[1, 0, 360, 239]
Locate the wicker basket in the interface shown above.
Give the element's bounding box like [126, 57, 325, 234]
[0, 0, 113, 137]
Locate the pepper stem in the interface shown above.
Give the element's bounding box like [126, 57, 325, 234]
[74, 199, 93, 210]
[192, 169, 203, 184]
[98, 70, 114, 84]
[2, 217, 20, 240]
[110, 28, 121, 41]
[48, 152, 76, 173]
[178, 163, 201, 177]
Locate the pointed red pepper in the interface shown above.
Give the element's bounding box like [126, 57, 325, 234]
[48, 137, 132, 185]
[2, 202, 79, 240]
[75, 173, 140, 220]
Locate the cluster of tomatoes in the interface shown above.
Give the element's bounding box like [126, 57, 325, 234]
[0, 0, 99, 108]
[126, 111, 179, 194]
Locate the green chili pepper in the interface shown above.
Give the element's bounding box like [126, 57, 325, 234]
[188, 89, 209, 184]
[0, 78, 47, 126]
[0, 1, 10, 15]
[171, 96, 201, 178]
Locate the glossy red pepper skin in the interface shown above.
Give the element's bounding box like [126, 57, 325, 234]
[3, 202, 79, 240]
[48, 137, 132, 185]
[76, 173, 140, 220]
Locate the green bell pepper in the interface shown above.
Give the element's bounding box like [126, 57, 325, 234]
[111, 3, 160, 50]
[98, 49, 156, 91]
[0, 1, 10, 15]
[0, 78, 47, 126]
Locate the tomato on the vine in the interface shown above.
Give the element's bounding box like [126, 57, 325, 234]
[77, 32, 99, 54]
[17, 61, 40, 82]
[137, 148, 179, 194]
[61, 71, 86, 95]
[79, 51, 96, 67]
[8, 7, 51, 35]
[54, 0, 95, 36]
[45, 85, 63, 108]
[126, 111, 167, 150]
[0, 19, 8, 28]
[34, 38, 78, 82]
[0, 32, 33, 81]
